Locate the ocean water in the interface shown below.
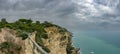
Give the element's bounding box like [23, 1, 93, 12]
[72, 31, 120, 54]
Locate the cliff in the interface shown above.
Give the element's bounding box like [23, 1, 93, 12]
[0, 19, 78, 54]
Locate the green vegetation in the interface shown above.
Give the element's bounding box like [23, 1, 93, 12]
[0, 42, 22, 54]
[0, 18, 72, 53]
[66, 45, 75, 54]
[0, 42, 11, 49]
[60, 36, 67, 41]
[17, 31, 28, 40]
[66, 39, 75, 54]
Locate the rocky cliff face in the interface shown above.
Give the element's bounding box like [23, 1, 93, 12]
[0, 28, 25, 54]
[0, 27, 78, 54]
[43, 27, 78, 54]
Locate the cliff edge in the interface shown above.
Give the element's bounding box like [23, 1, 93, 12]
[0, 18, 79, 54]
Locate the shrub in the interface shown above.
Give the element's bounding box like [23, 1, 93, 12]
[60, 36, 67, 41]
[0, 42, 10, 49]
[15, 45, 22, 51]
[42, 46, 51, 53]
[17, 32, 28, 40]
[0, 42, 22, 54]
[66, 45, 74, 54]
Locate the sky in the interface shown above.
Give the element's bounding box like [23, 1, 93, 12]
[0, 0, 120, 31]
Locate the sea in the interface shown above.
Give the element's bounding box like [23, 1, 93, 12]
[72, 31, 120, 54]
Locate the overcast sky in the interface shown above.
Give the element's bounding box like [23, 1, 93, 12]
[0, 0, 120, 31]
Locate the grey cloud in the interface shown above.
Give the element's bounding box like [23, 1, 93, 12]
[0, 0, 75, 17]
[0, 0, 120, 31]
[0, 0, 45, 11]
[0, 0, 12, 10]
[0, 0, 77, 29]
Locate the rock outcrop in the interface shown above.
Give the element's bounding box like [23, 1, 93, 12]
[0, 28, 25, 54]
[43, 27, 78, 54]
[0, 27, 78, 54]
